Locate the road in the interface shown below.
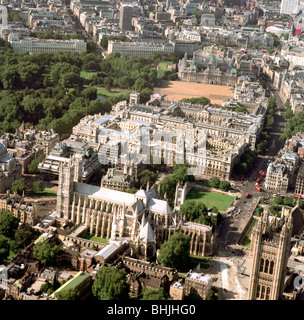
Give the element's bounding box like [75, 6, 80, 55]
[213, 82, 287, 299]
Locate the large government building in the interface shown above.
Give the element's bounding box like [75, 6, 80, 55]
[8, 34, 87, 54]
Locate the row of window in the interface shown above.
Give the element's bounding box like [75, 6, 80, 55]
[256, 285, 271, 300]
[260, 258, 275, 274]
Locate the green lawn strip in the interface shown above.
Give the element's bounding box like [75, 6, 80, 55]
[241, 220, 258, 248]
[185, 188, 234, 211]
[29, 189, 57, 197]
[82, 234, 108, 244]
[157, 61, 173, 78]
[80, 71, 98, 79]
[96, 88, 131, 98]
[189, 254, 212, 260]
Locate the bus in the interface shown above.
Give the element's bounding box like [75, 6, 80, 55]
[245, 192, 249, 198]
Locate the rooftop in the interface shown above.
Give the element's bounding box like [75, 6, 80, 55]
[186, 272, 211, 284]
[51, 271, 90, 298]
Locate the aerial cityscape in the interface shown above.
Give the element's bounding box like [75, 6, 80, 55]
[0, 0, 304, 305]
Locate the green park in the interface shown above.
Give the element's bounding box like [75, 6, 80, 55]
[185, 188, 235, 212]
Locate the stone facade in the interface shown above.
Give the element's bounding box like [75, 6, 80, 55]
[248, 209, 293, 300]
[183, 271, 212, 300]
[56, 158, 216, 259]
[0, 193, 39, 226]
[0, 143, 22, 193]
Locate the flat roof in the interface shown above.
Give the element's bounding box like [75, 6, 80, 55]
[51, 271, 90, 297]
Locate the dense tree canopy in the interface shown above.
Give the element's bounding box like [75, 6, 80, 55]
[180, 200, 208, 222]
[55, 289, 80, 300]
[27, 154, 45, 174]
[219, 181, 231, 191]
[138, 170, 158, 188]
[11, 178, 29, 195]
[0, 210, 19, 238]
[15, 224, 37, 248]
[32, 181, 44, 194]
[208, 177, 220, 189]
[100, 35, 131, 50]
[180, 96, 211, 106]
[0, 236, 10, 264]
[0, 43, 158, 136]
[157, 232, 190, 271]
[141, 287, 167, 300]
[92, 266, 130, 300]
[33, 239, 59, 266]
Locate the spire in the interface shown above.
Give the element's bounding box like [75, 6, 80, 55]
[146, 181, 150, 191]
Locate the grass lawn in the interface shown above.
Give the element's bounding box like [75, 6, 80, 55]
[30, 189, 57, 197]
[241, 220, 257, 248]
[96, 88, 131, 99]
[185, 188, 234, 211]
[82, 234, 108, 244]
[80, 71, 98, 79]
[189, 254, 212, 260]
[157, 61, 173, 78]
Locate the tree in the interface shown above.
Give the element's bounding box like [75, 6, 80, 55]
[126, 187, 138, 194]
[19, 63, 43, 89]
[255, 207, 263, 216]
[27, 154, 45, 174]
[208, 177, 221, 188]
[92, 266, 130, 300]
[1, 65, 20, 89]
[219, 181, 231, 191]
[0, 236, 9, 264]
[82, 87, 97, 101]
[140, 88, 153, 103]
[180, 96, 210, 106]
[21, 95, 44, 124]
[157, 232, 190, 271]
[55, 288, 80, 300]
[0, 210, 20, 237]
[40, 281, 53, 293]
[172, 163, 194, 183]
[15, 224, 36, 248]
[180, 201, 208, 222]
[33, 239, 59, 266]
[282, 197, 294, 206]
[87, 41, 97, 53]
[104, 77, 113, 91]
[206, 288, 218, 300]
[141, 287, 167, 300]
[138, 170, 158, 187]
[11, 178, 29, 195]
[33, 181, 44, 194]
[60, 72, 82, 88]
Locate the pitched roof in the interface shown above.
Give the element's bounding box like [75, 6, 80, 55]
[139, 222, 155, 243]
[148, 198, 171, 214]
